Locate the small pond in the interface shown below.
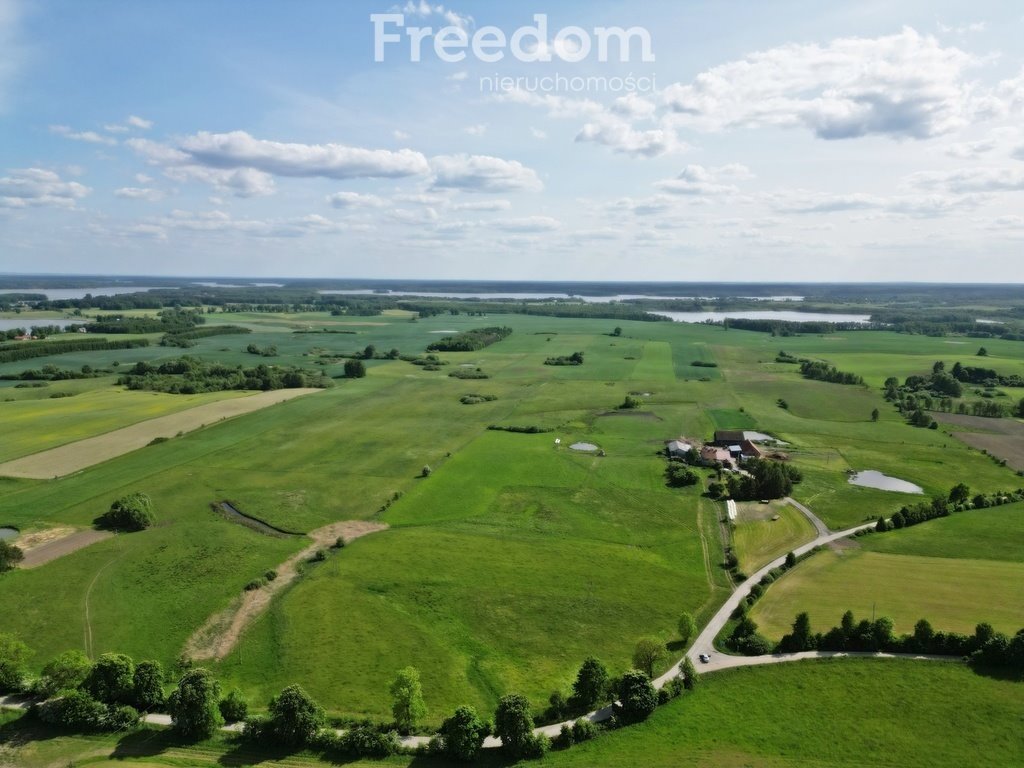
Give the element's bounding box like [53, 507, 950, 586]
[848, 471, 923, 494]
[570, 442, 600, 452]
[0, 527, 18, 541]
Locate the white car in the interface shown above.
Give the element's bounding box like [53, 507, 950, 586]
[699, 653, 710, 663]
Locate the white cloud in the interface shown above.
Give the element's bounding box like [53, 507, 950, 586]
[529, 127, 547, 140]
[430, 154, 542, 193]
[492, 215, 561, 232]
[104, 123, 130, 133]
[937, 21, 986, 35]
[0, 167, 90, 208]
[326, 191, 386, 208]
[393, 129, 411, 140]
[114, 186, 163, 201]
[464, 124, 487, 136]
[398, 1, 472, 30]
[610, 93, 656, 120]
[50, 125, 118, 145]
[134, 173, 153, 184]
[452, 199, 511, 211]
[179, 131, 430, 180]
[656, 164, 752, 195]
[908, 166, 1024, 193]
[769, 187, 985, 217]
[127, 115, 153, 129]
[575, 115, 684, 157]
[156, 209, 346, 238]
[662, 27, 982, 140]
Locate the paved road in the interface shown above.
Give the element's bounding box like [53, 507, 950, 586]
[0, 501, 948, 752]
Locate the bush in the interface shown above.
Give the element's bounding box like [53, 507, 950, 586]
[132, 660, 165, 710]
[34, 650, 92, 698]
[219, 689, 249, 723]
[36, 690, 110, 731]
[571, 717, 597, 743]
[494, 693, 535, 757]
[97, 492, 154, 532]
[107, 704, 140, 731]
[344, 359, 366, 378]
[167, 668, 223, 740]
[337, 725, 401, 757]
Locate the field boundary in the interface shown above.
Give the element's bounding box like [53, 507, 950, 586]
[0, 388, 322, 479]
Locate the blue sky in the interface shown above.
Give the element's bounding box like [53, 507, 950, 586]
[1, 0, 1023, 280]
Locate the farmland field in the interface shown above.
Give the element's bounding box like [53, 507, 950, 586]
[750, 503, 1024, 639]
[1, 308, 1022, 728]
[732, 499, 816, 574]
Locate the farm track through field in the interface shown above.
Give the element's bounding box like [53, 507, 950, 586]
[184, 520, 388, 661]
[84, 546, 123, 659]
[0, 388, 322, 479]
[18, 528, 114, 568]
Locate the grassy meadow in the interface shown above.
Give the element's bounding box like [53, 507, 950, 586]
[1, 309, 1022, 726]
[750, 502, 1024, 639]
[732, 499, 817, 574]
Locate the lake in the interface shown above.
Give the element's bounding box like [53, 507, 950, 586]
[653, 310, 873, 324]
[318, 290, 805, 303]
[1, 286, 163, 300]
[0, 318, 79, 332]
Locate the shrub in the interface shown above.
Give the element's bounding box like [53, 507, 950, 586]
[494, 693, 535, 757]
[337, 725, 401, 757]
[219, 689, 249, 723]
[571, 717, 597, 743]
[244, 578, 265, 591]
[34, 649, 92, 698]
[36, 690, 110, 731]
[107, 704, 140, 731]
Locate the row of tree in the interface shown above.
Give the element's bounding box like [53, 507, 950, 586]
[117, 358, 330, 394]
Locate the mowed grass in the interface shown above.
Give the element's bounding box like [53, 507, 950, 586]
[540, 660, 1024, 768]
[3, 660, 1022, 768]
[0, 383, 245, 463]
[750, 548, 1024, 638]
[732, 500, 816, 573]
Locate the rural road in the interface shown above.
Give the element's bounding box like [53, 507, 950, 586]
[0, 499, 948, 752]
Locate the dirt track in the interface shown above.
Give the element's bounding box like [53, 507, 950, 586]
[0, 388, 321, 479]
[185, 520, 388, 661]
[19, 528, 114, 568]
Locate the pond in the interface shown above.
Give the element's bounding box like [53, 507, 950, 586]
[0, 527, 18, 541]
[570, 442, 600, 452]
[848, 471, 923, 494]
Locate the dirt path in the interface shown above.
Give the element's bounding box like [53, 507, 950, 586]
[184, 520, 388, 661]
[19, 528, 114, 568]
[84, 551, 122, 658]
[0, 388, 322, 479]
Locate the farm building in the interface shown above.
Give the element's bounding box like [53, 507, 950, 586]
[700, 446, 732, 466]
[666, 439, 693, 458]
[714, 430, 747, 444]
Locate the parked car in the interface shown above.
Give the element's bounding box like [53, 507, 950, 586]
[699, 653, 710, 663]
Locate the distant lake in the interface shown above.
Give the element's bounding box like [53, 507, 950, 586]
[0, 318, 79, 332]
[193, 282, 285, 288]
[319, 290, 806, 303]
[652, 310, 873, 324]
[1, 286, 162, 300]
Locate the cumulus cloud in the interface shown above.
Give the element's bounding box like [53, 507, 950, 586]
[662, 27, 982, 140]
[575, 116, 684, 157]
[154, 209, 347, 238]
[452, 199, 511, 211]
[179, 131, 430, 180]
[114, 186, 163, 201]
[0, 167, 90, 208]
[326, 191, 386, 208]
[656, 164, 752, 195]
[492, 215, 561, 232]
[127, 115, 153, 129]
[430, 154, 542, 193]
[50, 125, 117, 145]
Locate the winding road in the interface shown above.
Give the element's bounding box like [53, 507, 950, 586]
[0, 497, 956, 751]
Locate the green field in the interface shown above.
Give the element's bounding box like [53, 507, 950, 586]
[750, 503, 1024, 639]
[3, 660, 1021, 767]
[732, 500, 817, 574]
[2, 310, 1022, 727]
